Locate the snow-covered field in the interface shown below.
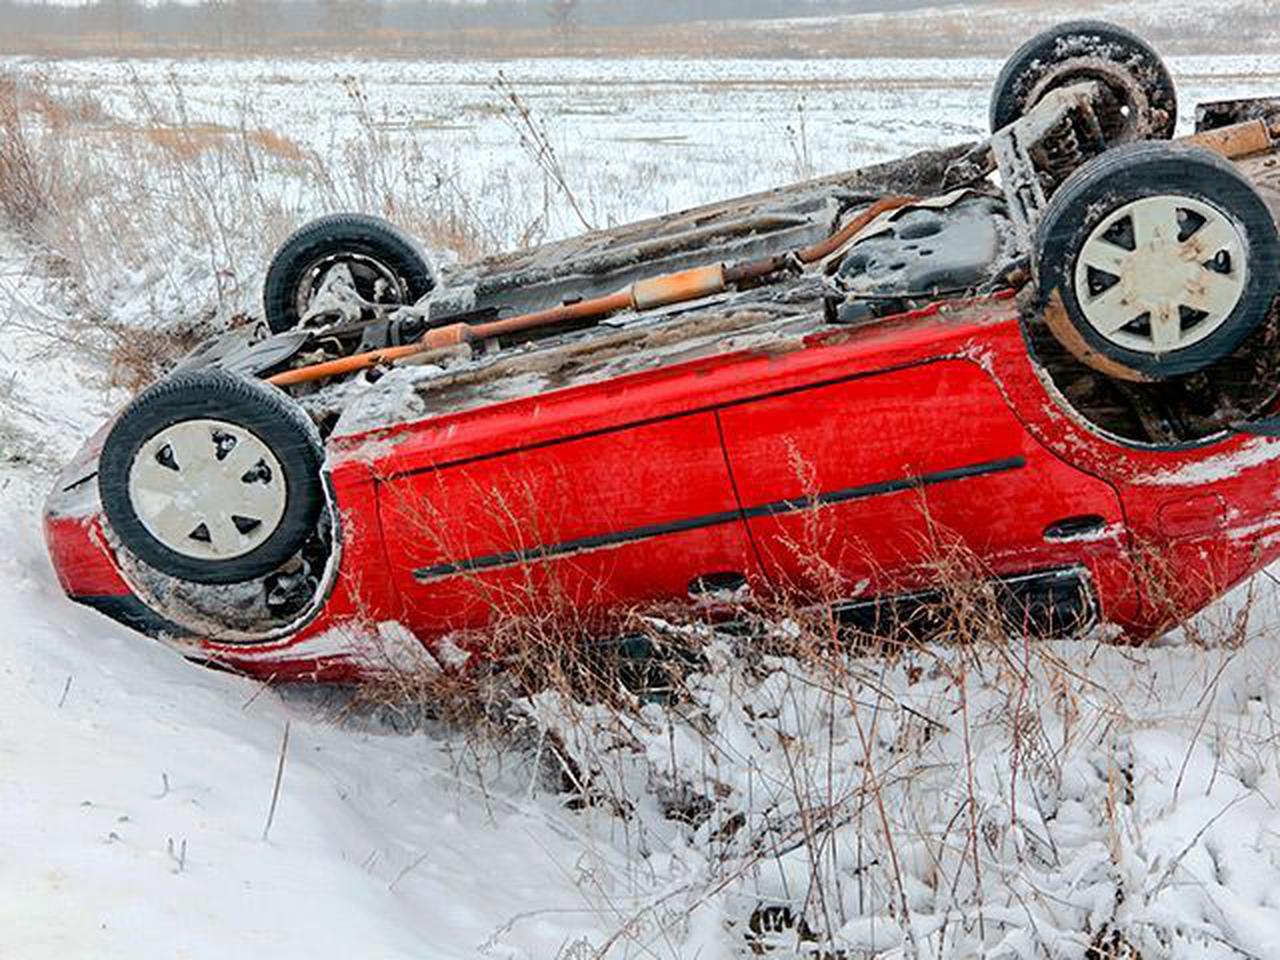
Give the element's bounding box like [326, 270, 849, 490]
[8, 49, 1280, 958]
[746, 0, 1280, 56]
[18, 53, 1280, 239]
[6, 51, 1279, 333]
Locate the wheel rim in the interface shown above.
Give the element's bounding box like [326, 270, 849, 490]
[1072, 194, 1249, 354]
[295, 253, 407, 320]
[128, 419, 289, 562]
[1029, 61, 1152, 142]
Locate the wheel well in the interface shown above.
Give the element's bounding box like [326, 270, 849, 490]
[1022, 293, 1280, 446]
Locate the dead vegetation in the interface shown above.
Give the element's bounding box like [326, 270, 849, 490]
[0, 68, 587, 388]
[0, 77, 51, 227]
[338, 540, 1275, 957]
[330, 474, 1279, 958]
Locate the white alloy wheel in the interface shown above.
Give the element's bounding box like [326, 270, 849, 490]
[1073, 194, 1248, 354]
[127, 419, 288, 562]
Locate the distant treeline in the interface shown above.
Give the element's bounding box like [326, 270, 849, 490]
[0, 0, 964, 48]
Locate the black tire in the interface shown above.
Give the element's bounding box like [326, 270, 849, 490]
[990, 21, 1177, 143]
[99, 369, 325, 585]
[263, 213, 436, 334]
[1035, 142, 1279, 380]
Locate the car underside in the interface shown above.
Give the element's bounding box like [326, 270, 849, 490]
[42, 22, 1280, 681]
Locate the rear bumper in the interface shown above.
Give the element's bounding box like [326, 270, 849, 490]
[42, 432, 374, 682]
[44, 469, 189, 642]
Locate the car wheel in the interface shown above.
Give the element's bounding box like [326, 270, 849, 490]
[1035, 142, 1279, 380]
[990, 20, 1177, 143]
[98, 369, 326, 585]
[263, 213, 436, 334]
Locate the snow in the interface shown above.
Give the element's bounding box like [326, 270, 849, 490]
[0, 235, 607, 959]
[9, 45, 1280, 960]
[0, 585, 607, 960]
[10, 51, 1279, 257]
[751, 0, 1280, 55]
[1132, 436, 1280, 487]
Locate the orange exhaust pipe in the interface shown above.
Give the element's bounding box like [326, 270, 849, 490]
[267, 341, 434, 387]
[268, 197, 915, 388]
[796, 195, 917, 263]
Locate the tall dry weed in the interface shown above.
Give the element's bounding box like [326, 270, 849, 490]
[0, 76, 53, 227]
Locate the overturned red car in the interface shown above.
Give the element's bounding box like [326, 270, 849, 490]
[44, 23, 1280, 680]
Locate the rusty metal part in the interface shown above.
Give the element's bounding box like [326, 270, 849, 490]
[269, 285, 637, 385]
[267, 341, 432, 386]
[632, 264, 727, 310]
[1180, 118, 1274, 159]
[723, 255, 791, 285]
[998, 84, 1108, 244]
[1027, 57, 1167, 145]
[796, 196, 917, 263]
[269, 197, 916, 388]
[437, 289, 635, 346]
[1039, 289, 1152, 384]
[944, 81, 1106, 206]
[1195, 97, 1280, 134]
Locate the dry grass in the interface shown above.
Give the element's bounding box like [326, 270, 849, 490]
[343, 554, 1140, 955]
[0, 69, 556, 385]
[0, 77, 51, 227]
[334, 472, 1252, 957]
[132, 122, 305, 162]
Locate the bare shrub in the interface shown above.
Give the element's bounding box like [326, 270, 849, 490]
[0, 76, 53, 227]
[0, 67, 514, 374]
[491, 71, 593, 235]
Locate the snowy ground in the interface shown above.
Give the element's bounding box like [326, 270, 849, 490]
[746, 0, 1280, 56]
[5, 51, 1278, 337]
[0, 238, 628, 959]
[14, 53, 1280, 241]
[8, 50, 1280, 959]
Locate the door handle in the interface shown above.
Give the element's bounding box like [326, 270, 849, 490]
[1043, 515, 1107, 542]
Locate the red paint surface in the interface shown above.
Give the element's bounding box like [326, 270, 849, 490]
[47, 294, 1280, 678]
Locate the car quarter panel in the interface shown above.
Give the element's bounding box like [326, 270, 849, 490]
[986, 322, 1280, 637]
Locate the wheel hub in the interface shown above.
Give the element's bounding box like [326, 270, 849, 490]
[1029, 58, 1153, 142]
[1073, 194, 1248, 354]
[296, 253, 406, 322]
[128, 419, 288, 562]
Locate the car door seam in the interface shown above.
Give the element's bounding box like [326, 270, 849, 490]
[713, 409, 769, 581]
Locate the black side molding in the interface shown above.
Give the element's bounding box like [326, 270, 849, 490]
[414, 456, 1025, 582]
[834, 566, 1097, 641]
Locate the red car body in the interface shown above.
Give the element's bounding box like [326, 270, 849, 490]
[44, 289, 1280, 681]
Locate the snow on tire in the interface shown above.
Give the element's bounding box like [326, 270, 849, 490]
[990, 20, 1177, 142]
[263, 213, 437, 334]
